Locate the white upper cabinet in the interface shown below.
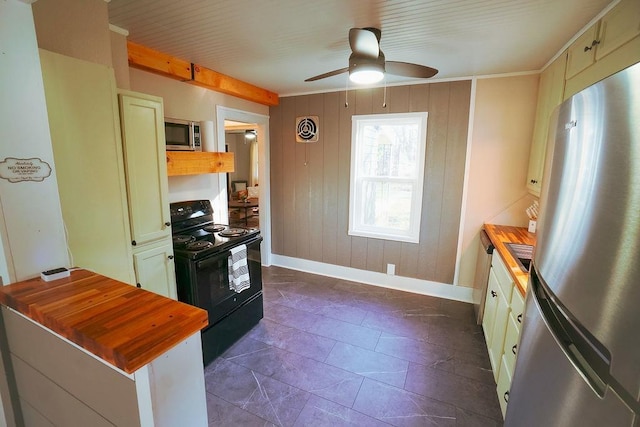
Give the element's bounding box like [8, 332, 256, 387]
[118, 92, 171, 247]
[528, 0, 640, 195]
[118, 91, 176, 299]
[526, 53, 567, 197]
[564, 0, 640, 98]
[565, 23, 599, 79]
[595, 0, 640, 61]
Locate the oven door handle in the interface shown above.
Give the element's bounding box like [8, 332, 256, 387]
[196, 253, 228, 269]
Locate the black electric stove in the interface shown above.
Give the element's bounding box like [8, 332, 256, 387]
[170, 200, 263, 365]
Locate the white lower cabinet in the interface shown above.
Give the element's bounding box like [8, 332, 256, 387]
[132, 242, 177, 300]
[488, 281, 510, 380]
[497, 355, 512, 416]
[481, 250, 526, 418]
[482, 269, 499, 345]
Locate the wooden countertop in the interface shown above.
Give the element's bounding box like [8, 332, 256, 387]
[0, 269, 208, 374]
[484, 224, 537, 296]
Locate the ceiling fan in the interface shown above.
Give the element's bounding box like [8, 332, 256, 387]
[305, 27, 438, 84]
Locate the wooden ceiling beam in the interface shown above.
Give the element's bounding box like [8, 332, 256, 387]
[191, 64, 279, 106]
[127, 41, 192, 81]
[127, 41, 279, 106]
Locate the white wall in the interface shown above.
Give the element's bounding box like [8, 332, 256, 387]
[0, 0, 69, 284]
[457, 74, 540, 288]
[128, 68, 268, 223]
[0, 2, 72, 424]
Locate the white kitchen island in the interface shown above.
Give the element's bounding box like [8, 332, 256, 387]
[0, 270, 209, 426]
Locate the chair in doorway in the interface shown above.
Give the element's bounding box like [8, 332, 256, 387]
[230, 180, 248, 200]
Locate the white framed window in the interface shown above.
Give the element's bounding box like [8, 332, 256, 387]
[349, 112, 428, 243]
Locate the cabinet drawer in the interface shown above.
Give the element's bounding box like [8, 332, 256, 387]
[510, 288, 525, 330]
[491, 254, 513, 301]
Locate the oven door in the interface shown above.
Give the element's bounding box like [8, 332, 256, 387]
[194, 237, 262, 325]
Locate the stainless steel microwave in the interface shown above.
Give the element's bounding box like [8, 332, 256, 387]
[165, 118, 202, 151]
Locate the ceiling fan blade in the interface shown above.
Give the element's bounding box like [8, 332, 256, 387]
[304, 67, 349, 82]
[349, 28, 379, 58]
[385, 61, 439, 79]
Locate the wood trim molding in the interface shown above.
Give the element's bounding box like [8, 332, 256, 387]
[126, 41, 279, 106]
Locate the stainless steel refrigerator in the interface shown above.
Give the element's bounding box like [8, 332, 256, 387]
[505, 62, 640, 426]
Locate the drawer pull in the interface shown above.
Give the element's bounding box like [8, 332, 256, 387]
[517, 313, 522, 323]
[504, 391, 509, 403]
[491, 290, 497, 298]
[512, 344, 517, 355]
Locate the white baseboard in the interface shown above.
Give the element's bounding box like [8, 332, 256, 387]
[270, 255, 474, 304]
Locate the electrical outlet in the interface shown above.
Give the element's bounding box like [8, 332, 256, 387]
[386, 263, 395, 275]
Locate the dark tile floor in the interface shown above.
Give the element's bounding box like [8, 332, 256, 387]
[204, 266, 503, 426]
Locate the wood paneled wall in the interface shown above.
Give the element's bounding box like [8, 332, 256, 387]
[269, 81, 471, 284]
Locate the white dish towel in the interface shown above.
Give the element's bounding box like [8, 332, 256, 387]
[228, 244, 251, 293]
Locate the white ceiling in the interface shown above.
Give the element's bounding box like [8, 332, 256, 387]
[108, 0, 614, 97]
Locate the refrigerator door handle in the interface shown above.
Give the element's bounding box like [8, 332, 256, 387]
[531, 267, 611, 397]
[531, 267, 640, 415]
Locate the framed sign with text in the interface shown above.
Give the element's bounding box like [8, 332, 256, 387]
[0, 157, 52, 183]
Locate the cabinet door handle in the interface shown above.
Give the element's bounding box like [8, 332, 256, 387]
[136, 283, 141, 288]
[512, 344, 517, 355]
[165, 221, 171, 227]
[530, 179, 538, 184]
[584, 39, 600, 52]
[168, 255, 174, 260]
[132, 240, 137, 246]
[504, 391, 509, 403]
[517, 313, 523, 323]
[491, 290, 497, 298]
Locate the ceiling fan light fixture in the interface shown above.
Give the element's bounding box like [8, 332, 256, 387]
[349, 54, 385, 84]
[349, 68, 384, 84]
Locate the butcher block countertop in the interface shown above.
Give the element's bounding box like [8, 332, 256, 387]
[0, 269, 208, 374]
[484, 224, 537, 296]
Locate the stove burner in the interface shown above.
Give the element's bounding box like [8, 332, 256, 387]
[203, 224, 226, 233]
[173, 235, 196, 245]
[219, 228, 248, 237]
[186, 240, 214, 251]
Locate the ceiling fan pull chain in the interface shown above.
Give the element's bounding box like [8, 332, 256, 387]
[344, 79, 349, 108]
[383, 79, 387, 108]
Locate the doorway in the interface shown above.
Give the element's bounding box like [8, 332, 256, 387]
[216, 106, 271, 266]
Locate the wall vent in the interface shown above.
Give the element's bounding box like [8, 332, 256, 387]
[295, 116, 319, 143]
